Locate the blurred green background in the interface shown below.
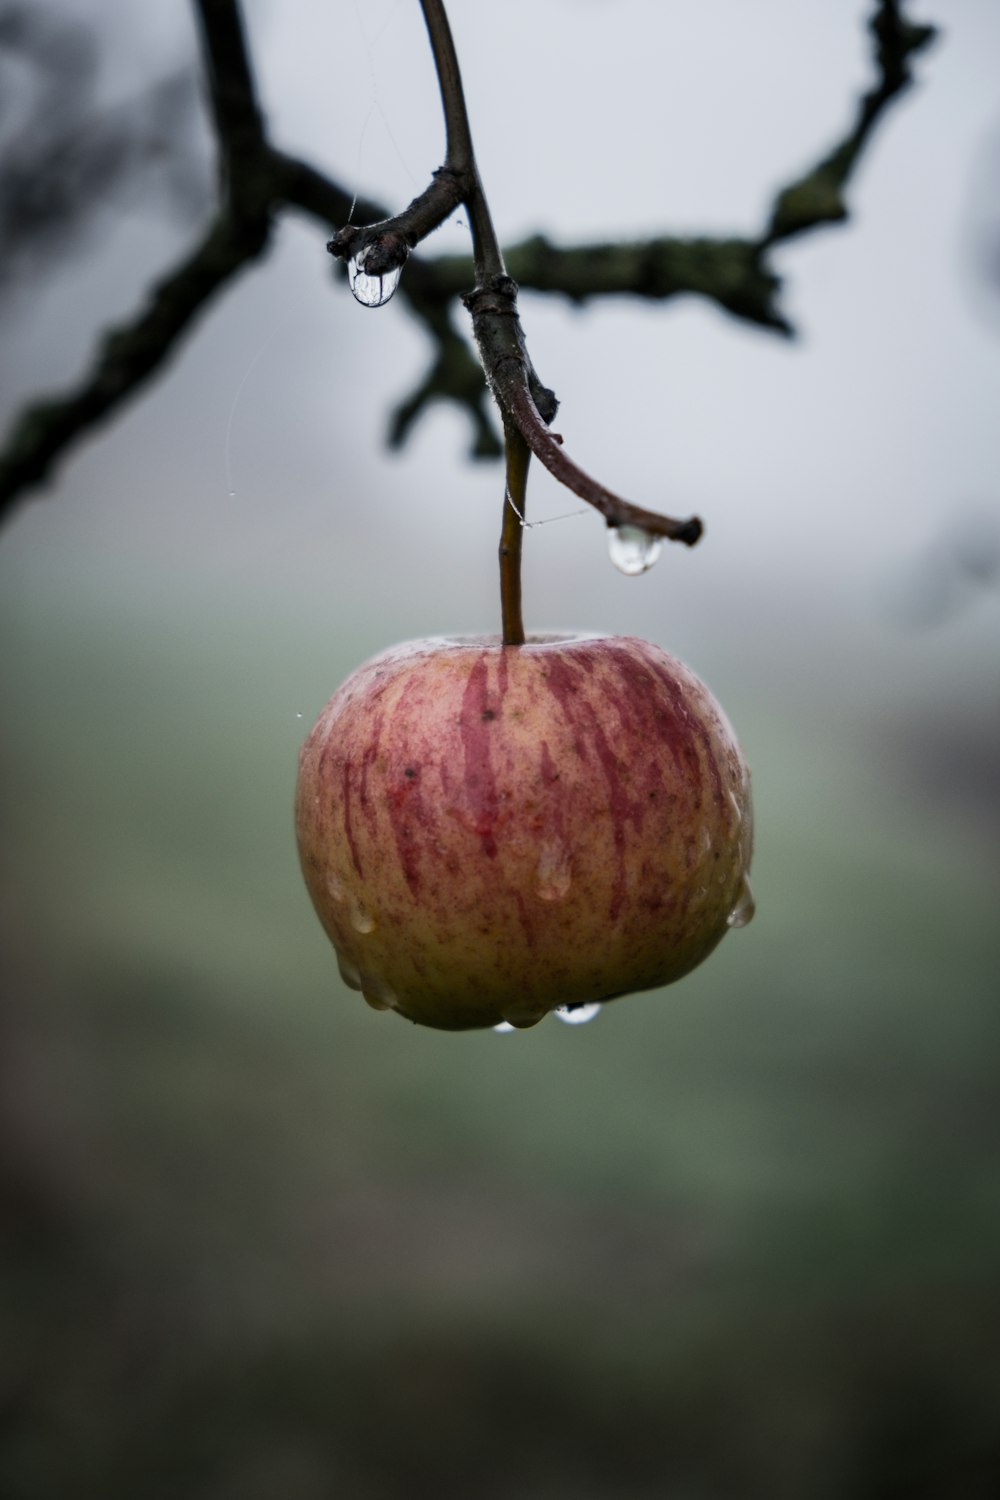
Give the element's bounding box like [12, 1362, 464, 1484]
[2, 2, 1000, 1496]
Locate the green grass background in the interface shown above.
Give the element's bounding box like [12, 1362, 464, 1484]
[1, 556, 998, 1499]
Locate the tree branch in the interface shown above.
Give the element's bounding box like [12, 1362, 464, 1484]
[190, 0, 267, 194]
[764, 0, 936, 243]
[0, 0, 936, 524]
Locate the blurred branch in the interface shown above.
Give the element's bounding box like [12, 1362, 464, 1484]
[764, 0, 937, 243]
[0, 4, 211, 288]
[0, 0, 936, 523]
[0, 214, 268, 504]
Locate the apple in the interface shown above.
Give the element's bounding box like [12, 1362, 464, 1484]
[295, 633, 753, 1031]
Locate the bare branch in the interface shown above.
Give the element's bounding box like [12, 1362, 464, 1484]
[765, 0, 937, 244]
[0, 0, 937, 524]
[190, 0, 267, 190]
[326, 168, 464, 281]
[344, 0, 936, 455]
[0, 10, 210, 289]
[463, 276, 701, 543]
[414, 235, 790, 334]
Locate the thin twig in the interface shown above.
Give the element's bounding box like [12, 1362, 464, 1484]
[500, 380, 701, 545]
[418, 0, 504, 285]
[463, 276, 701, 543]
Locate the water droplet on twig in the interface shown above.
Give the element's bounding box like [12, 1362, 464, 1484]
[608, 525, 663, 576]
[554, 1002, 602, 1026]
[348, 249, 403, 308]
[493, 1021, 516, 1034]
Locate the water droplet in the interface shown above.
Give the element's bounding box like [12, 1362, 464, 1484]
[608, 525, 663, 576]
[360, 972, 398, 1011]
[296, 711, 304, 720]
[500, 1003, 547, 1030]
[326, 870, 346, 903]
[348, 249, 403, 308]
[727, 876, 756, 929]
[493, 1021, 516, 1034]
[336, 951, 362, 991]
[555, 1002, 602, 1026]
[348, 896, 375, 934]
[535, 839, 572, 902]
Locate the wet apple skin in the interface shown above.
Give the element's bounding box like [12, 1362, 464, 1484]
[295, 633, 753, 1031]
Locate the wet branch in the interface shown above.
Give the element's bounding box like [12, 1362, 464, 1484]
[382, 0, 937, 453]
[0, 0, 936, 524]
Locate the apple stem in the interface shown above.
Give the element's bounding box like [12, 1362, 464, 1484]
[499, 413, 529, 646]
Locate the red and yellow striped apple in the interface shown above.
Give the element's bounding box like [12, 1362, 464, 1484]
[295, 633, 753, 1031]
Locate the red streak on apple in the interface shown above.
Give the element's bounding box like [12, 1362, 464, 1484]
[295, 633, 753, 1031]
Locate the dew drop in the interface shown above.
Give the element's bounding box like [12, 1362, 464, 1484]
[348, 249, 403, 308]
[535, 839, 572, 902]
[326, 869, 347, 903]
[336, 951, 362, 991]
[727, 876, 756, 930]
[555, 1002, 602, 1026]
[348, 896, 375, 934]
[608, 525, 663, 576]
[493, 1021, 517, 1034]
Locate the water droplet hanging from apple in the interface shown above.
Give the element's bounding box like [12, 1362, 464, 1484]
[336, 951, 362, 991]
[726, 876, 756, 929]
[361, 972, 399, 1011]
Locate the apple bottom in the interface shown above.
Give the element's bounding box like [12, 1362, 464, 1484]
[295, 633, 753, 1031]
